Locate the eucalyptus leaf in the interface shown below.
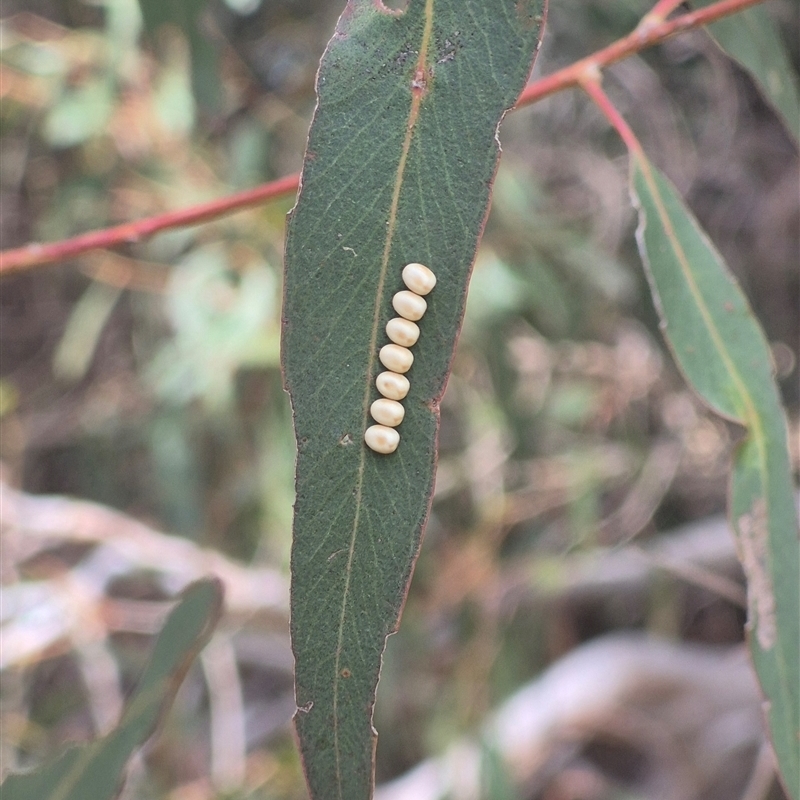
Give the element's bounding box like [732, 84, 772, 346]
[630, 154, 799, 799]
[282, 1, 547, 797]
[2, 579, 223, 800]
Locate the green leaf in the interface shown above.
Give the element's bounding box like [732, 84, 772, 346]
[43, 78, 115, 148]
[700, 1, 800, 142]
[148, 244, 278, 408]
[53, 281, 123, 382]
[630, 155, 800, 799]
[2, 578, 223, 800]
[282, 2, 546, 798]
[138, 0, 221, 113]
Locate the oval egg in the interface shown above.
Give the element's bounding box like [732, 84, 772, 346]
[392, 290, 427, 321]
[365, 424, 400, 454]
[376, 371, 410, 400]
[370, 398, 405, 427]
[379, 343, 414, 373]
[402, 262, 437, 296]
[386, 317, 420, 347]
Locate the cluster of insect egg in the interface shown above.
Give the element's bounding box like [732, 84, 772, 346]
[365, 262, 436, 454]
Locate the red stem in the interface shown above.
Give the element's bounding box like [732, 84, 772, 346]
[516, 0, 764, 108]
[579, 74, 644, 158]
[0, 174, 300, 275]
[0, 0, 766, 276]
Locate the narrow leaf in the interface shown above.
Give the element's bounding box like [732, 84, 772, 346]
[699, 1, 800, 142]
[630, 154, 799, 798]
[3, 578, 224, 800]
[282, 1, 546, 798]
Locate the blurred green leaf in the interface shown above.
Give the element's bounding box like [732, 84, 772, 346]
[43, 78, 114, 148]
[630, 154, 799, 798]
[2, 578, 223, 800]
[148, 244, 278, 407]
[153, 55, 196, 136]
[138, 0, 221, 113]
[700, 1, 800, 142]
[480, 739, 516, 800]
[282, 1, 546, 797]
[228, 118, 271, 191]
[149, 412, 205, 536]
[546, 381, 598, 428]
[3, 39, 66, 77]
[103, 0, 143, 67]
[53, 281, 122, 382]
[465, 253, 529, 324]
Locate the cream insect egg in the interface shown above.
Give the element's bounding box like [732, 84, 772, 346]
[364, 424, 400, 454]
[402, 262, 437, 296]
[392, 290, 427, 321]
[370, 398, 405, 427]
[365, 263, 436, 454]
[376, 371, 410, 400]
[386, 317, 420, 347]
[379, 343, 414, 373]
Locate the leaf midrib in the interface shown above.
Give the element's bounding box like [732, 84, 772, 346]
[332, 1, 436, 794]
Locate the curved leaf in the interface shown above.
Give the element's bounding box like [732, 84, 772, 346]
[282, 1, 546, 797]
[2, 578, 223, 800]
[630, 154, 800, 799]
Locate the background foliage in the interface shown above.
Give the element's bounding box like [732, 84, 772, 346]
[0, 1, 798, 798]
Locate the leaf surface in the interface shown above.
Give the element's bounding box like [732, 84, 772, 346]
[2, 578, 223, 800]
[281, 1, 546, 797]
[630, 155, 799, 799]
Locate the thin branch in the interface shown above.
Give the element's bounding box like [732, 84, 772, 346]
[579, 72, 645, 157]
[0, 0, 766, 276]
[0, 173, 300, 275]
[516, 0, 765, 109]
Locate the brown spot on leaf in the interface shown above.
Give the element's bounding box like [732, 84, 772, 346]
[411, 66, 432, 96]
[737, 499, 777, 650]
[340, 668, 352, 678]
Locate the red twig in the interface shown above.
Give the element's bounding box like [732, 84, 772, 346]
[515, 0, 765, 108]
[579, 73, 644, 158]
[0, 0, 766, 276]
[0, 174, 300, 276]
